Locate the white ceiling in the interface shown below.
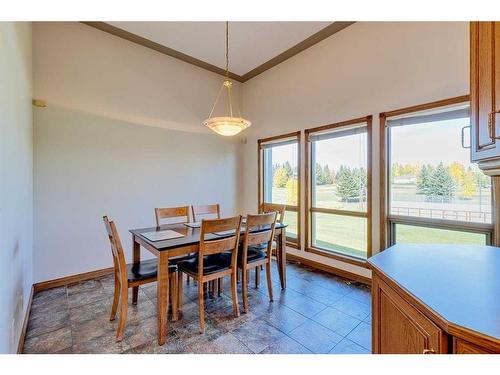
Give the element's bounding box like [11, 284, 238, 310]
[108, 22, 331, 76]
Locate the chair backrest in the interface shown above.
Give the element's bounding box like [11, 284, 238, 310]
[155, 206, 190, 227]
[241, 212, 278, 264]
[259, 203, 285, 224]
[198, 216, 242, 275]
[103, 216, 128, 282]
[191, 204, 221, 222]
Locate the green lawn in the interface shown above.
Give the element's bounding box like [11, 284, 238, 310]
[395, 224, 487, 245]
[272, 183, 489, 258]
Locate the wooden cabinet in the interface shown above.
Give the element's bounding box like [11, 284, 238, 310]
[454, 338, 494, 354]
[368, 245, 500, 354]
[372, 276, 447, 354]
[471, 22, 500, 171]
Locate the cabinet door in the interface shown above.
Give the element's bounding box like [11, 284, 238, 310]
[372, 276, 447, 354]
[454, 338, 494, 354]
[471, 22, 500, 162]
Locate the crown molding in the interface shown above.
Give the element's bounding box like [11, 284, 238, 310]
[81, 21, 355, 83]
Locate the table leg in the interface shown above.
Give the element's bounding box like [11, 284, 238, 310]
[132, 237, 140, 304]
[157, 253, 169, 345]
[278, 228, 286, 289]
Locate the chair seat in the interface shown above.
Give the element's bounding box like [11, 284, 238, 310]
[168, 253, 197, 265]
[178, 254, 232, 276]
[220, 246, 267, 267]
[255, 241, 277, 250]
[127, 259, 177, 282]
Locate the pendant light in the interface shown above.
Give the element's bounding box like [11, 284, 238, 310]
[203, 21, 251, 136]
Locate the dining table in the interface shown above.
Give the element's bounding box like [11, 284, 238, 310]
[130, 221, 288, 345]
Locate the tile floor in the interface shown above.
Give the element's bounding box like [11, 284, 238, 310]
[23, 260, 372, 354]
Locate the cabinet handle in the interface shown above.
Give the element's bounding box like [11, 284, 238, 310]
[423, 348, 436, 354]
[461, 126, 471, 149]
[488, 110, 500, 140]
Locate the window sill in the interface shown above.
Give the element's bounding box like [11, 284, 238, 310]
[305, 246, 369, 268]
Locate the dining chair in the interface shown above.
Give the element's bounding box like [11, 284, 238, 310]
[155, 205, 190, 227]
[238, 212, 277, 313]
[191, 203, 222, 295]
[177, 215, 242, 333]
[255, 203, 286, 285]
[191, 204, 221, 222]
[103, 216, 177, 342]
[259, 203, 286, 224]
[155, 205, 195, 287]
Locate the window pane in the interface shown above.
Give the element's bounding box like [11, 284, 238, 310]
[284, 210, 297, 240]
[389, 109, 491, 224]
[263, 142, 298, 206]
[312, 129, 367, 212]
[311, 212, 367, 258]
[394, 223, 487, 245]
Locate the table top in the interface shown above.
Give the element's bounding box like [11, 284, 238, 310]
[367, 244, 500, 342]
[130, 222, 286, 251]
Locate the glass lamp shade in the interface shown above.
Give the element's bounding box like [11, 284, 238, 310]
[203, 116, 251, 136]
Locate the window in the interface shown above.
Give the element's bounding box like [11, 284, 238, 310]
[306, 117, 372, 262]
[382, 97, 493, 247]
[258, 132, 301, 246]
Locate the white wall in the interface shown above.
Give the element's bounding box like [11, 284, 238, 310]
[33, 22, 241, 282]
[241, 22, 469, 277]
[0, 22, 33, 353]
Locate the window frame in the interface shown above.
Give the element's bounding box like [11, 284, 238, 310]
[305, 116, 373, 266]
[258, 131, 302, 248]
[379, 95, 494, 249]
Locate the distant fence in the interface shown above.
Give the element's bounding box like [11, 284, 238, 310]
[391, 206, 491, 223]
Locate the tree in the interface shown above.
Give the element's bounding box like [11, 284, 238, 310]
[273, 167, 289, 188]
[323, 164, 334, 185]
[449, 162, 465, 186]
[460, 170, 476, 199]
[285, 178, 298, 205]
[417, 165, 432, 194]
[428, 162, 455, 200]
[283, 161, 293, 178]
[335, 166, 361, 201]
[315, 163, 325, 185]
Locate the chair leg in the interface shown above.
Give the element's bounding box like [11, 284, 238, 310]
[242, 267, 248, 313]
[110, 275, 120, 321]
[171, 274, 178, 321]
[213, 278, 219, 297]
[255, 266, 260, 288]
[177, 271, 183, 313]
[132, 286, 139, 305]
[187, 275, 190, 285]
[198, 280, 205, 334]
[217, 278, 222, 296]
[237, 269, 241, 283]
[116, 284, 128, 342]
[231, 272, 239, 318]
[266, 262, 274, 302]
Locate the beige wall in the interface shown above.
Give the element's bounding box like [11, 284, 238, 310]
[0, 22, 33, 353]
[240, 22, 469, 277]
[32, 21, 471, 283]
[33, 22, 242, 282]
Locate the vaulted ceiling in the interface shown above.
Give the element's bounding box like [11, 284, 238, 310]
[83, 21, 354, 82]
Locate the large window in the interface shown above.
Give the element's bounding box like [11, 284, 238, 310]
[258, 132, 301, 246]
[383, 97, 493, 247]
[306, 117, 372, 262]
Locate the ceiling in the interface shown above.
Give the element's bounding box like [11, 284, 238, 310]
[84, 22, 354, 82]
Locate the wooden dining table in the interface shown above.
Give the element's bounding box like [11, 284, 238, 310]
[130, 221, 288, 345]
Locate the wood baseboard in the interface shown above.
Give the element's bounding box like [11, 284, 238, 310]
[33, 267, 114, 292]
[16, 286, 34, 354]
[286, 253, 371, 285]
